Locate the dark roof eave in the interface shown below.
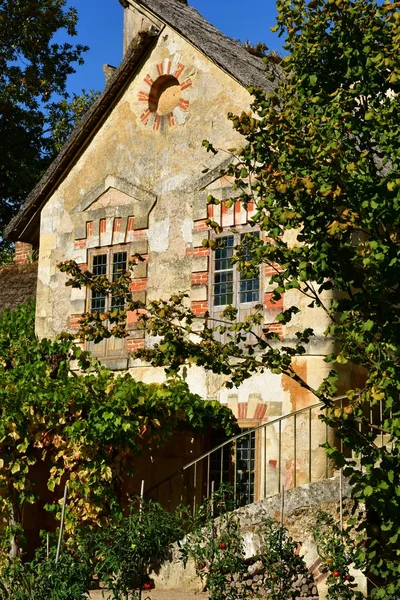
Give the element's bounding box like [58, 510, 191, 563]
[5, 30, 158, 243]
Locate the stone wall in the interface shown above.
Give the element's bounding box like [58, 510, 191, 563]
[150, 477, 367, 599]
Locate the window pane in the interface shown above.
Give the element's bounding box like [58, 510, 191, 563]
[214, 236, 234, 306]
[215, 235, 234, 258]
[112, 252, 127, 282]
[111, 251, 127, 309]
[93, 254, 107, 276]
[91, 291, 106, 313]
[239, 232, 259, 304]
[91, 254, 107, 312]
[236, 429, 256, 506]
[215, 257, 233, 271]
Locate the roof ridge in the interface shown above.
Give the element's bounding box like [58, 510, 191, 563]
[130, 0, 274, 89]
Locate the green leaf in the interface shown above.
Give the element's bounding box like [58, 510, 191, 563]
[11, 463, 21, 474]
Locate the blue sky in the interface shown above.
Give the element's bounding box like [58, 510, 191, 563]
[64, 0, 282, 97]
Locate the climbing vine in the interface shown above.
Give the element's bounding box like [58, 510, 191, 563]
[0, 301, 235, 556]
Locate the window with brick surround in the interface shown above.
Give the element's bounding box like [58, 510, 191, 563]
[212, 231, 260, 310]
[89, 247, 128, 314]
[87, 245, 130, 361]
[211, 230, 262, 342]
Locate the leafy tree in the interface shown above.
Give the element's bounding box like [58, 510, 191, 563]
[46, 89, 100, 154]
[60, 0, 400, 597]
[0, 301, 236, 558]
[0, 0, 97, 250]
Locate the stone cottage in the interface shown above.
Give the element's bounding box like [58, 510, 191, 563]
[5, 0, 351, 503]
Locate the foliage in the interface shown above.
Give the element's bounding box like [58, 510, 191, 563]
[259, 518, 308, 600]
[182, 489, 308, 600]
[0, 0, 96, 249]
[90, 500, 186, 600]
[181, 490, 252, 600]
[60, 0, 400, 596]
[313, 511, 362, 600]
[46, 89, 100, 154]
[0, 544, 91, 600]
[0, 301, 236, 555]
[0, 502, 185, 599]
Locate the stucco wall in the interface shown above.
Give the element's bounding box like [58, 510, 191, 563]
[36, 25, 250, 337]
[36, 25, 338, 427]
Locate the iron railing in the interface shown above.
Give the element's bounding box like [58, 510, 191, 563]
[144, 395, 387, 513]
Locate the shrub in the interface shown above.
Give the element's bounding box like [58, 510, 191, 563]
[90, 500, 186, 599]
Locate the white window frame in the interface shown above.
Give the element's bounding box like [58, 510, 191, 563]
[210, 228, 262, 313]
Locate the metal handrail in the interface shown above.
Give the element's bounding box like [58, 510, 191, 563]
[145, 395, 350, 505]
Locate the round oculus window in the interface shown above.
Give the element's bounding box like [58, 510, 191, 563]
[149, 75, 181, 116]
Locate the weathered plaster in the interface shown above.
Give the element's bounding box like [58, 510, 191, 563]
[36, 25, 251, 339]
[148, 218, 170, 253]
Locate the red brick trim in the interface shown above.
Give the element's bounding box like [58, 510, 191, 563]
[130, 278, 147, 292]
[191, 301, 208, 316]
[264, 293, 284, 310]
[268, 323, 283, 338]
[126, 338, 145, 352]
[141, 109, 151, 125]
[127, 309, 146, 325]
[254, 403, 267, 419]
[86, 221, 94, 237]
[174, 63, 185, 78]
[138, 91, 149, 102]
[180, 78, 193, 91]
[70, 314, 82, 330]
[238, 403, 247, 419]
[194, 220, 209, 231]
[191, 272, 208, 286]
[265, 264, 282, 277]
[144, 74, 153, 87]
[186, 246, 210, 257]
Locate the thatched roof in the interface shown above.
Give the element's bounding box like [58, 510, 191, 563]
[0, 263, 38, 312]
[6, 0, 275, 244]
[132, 0, 275, 91]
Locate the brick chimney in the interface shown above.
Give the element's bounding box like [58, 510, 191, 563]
[15, 242, 33, 265]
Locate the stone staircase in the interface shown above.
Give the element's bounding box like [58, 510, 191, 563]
[89, 478, 367, 600]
